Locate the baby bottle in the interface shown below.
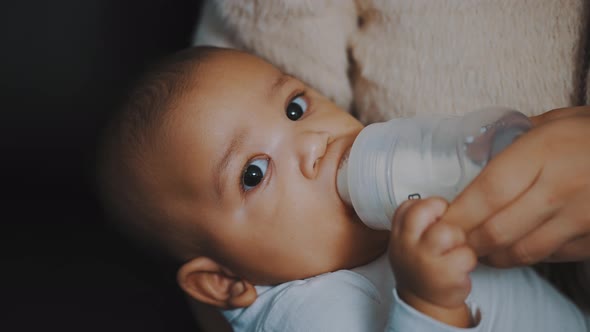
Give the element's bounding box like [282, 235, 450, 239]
[337, 107, 532, 230]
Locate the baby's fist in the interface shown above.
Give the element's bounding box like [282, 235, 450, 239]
[389, 198, 477, 309]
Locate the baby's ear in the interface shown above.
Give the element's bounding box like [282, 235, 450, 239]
[177, 257, 257, 309]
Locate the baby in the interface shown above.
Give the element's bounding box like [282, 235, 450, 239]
[98, 46, 589, 331]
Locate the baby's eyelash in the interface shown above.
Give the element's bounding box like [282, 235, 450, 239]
[286, 88, 307, 108]
[285, 89, 313, 122]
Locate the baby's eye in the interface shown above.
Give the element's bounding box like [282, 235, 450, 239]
[286, 94, 308, 121]
[242, 158, 269, 191]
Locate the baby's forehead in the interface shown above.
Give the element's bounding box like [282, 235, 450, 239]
[163, 55, 290, 186]
[177, 53, 286, 122]
[168, 48, 297, 146]
[202, 52, 284, 90]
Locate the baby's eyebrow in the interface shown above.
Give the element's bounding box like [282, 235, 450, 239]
[213, 128, 247, 200]
[268, 73, 292, 98]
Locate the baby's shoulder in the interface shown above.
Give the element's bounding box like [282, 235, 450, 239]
[263, 270, 386, 331]
[276, 269, 382, 305]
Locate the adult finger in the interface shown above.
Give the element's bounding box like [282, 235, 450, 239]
[545, 184, 590, 262]
[467, 179, 554, 256]
[441, 134, 543, 232]
[529, 106, 590, 126]
[482, 215, 575, 267]
[546, 234, 590, 262]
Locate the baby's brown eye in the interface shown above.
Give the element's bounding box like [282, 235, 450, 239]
[242, 158, 269, 191]
[286, 95, 308, 121]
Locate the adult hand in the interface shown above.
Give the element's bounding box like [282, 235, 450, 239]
[440, 106, 590, 267]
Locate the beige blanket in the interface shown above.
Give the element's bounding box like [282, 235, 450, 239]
[193, 0, 589, 123]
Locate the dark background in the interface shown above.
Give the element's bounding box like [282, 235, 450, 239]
[3, 1, 204, 331]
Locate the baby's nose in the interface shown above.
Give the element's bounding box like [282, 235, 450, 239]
[298, 131, 329, 179]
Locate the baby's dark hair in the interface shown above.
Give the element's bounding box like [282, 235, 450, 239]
[96, 46, 222, 263]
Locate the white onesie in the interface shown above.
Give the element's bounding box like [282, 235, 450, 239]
[223, 254, 589, 331]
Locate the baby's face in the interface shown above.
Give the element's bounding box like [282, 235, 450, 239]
[159, 51, 389, 284]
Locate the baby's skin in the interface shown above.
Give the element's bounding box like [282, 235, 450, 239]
[108, 47, 480, 327]
[390, 198, 477, 327]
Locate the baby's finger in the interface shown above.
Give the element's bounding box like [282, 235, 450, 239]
[432, 245, 476, 307]
[391, 199, 419, 239]
[444, 245, 478, 275]
[399, 198, 448, 244]
[422, 222, 466, 255]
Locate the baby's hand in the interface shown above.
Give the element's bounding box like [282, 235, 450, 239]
[389, 198, 477, 326]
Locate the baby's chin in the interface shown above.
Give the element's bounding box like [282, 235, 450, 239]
[354, 216, 390, 257]
[345, 202, 383, 234]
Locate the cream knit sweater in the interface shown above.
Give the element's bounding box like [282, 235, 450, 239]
[193, 0, 589, 123]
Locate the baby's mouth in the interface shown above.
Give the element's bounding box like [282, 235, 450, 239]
[336, 147, 352, 207]
[338, 147, 350, 171]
